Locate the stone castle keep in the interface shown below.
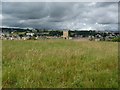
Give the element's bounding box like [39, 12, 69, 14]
[63, 31, 69, 39]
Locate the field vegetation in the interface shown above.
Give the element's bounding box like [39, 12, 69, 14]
[2, 40, 118, 88]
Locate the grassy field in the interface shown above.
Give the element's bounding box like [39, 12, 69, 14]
[2, 40, 118, 88]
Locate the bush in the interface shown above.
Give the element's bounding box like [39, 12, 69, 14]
[112, 37, 120, 42]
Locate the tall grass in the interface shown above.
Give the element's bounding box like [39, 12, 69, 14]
[0, 40, 2, 88]
[2, 40, 118, 88]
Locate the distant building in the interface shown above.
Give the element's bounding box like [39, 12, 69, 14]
[26, 33, 34, 36]
[62, 31, 69, 39]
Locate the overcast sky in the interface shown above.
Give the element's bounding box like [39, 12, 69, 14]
[1, 2, 118, 30]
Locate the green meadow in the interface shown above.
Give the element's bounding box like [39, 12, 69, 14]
[2, 40, 118, 88]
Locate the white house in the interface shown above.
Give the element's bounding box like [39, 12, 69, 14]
[26, 33, 34, 36]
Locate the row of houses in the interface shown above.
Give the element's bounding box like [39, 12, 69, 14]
[0, 30, 119, 41]
[0, 32, 63, 40]
[62, 31, 120, 41]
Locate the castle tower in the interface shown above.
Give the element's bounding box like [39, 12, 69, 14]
[63, 31, 69, 39]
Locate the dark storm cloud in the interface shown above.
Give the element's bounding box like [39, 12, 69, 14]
[2, 0, 119, 2]
[2, 2, 118, 30]
[0, 3, 2, 25]
[2, 2, 50, 19]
